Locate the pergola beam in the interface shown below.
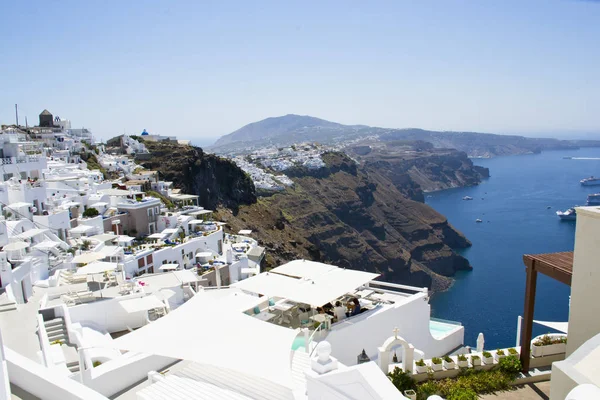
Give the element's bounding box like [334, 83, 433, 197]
[519, 252, 573, 373]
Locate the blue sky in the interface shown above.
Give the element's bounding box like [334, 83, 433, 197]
[1, 0, 599, 144]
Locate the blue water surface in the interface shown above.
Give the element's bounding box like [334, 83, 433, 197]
[426, 147, 600, 349]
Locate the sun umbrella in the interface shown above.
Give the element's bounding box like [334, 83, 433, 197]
[3, 241, 29, 251]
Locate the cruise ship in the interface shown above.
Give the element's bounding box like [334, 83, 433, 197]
[587, 193, 600, 205]
[556, 208, 576, 221]
[580, 176, 600, 186]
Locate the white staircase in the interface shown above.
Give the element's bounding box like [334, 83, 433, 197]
[45, 318, 68, 344]
[0, 293, 17, 313]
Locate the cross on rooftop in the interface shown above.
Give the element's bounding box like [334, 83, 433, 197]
[393, 327, 399, 339]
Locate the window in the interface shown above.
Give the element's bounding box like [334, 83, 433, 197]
[146, 254, 153, 264]
[138, 258, 145, 268]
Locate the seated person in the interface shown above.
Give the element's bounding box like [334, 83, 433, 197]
[333, 301, 346, 321]
[350, 298, 361, 316]
[323, 302, 334, 316]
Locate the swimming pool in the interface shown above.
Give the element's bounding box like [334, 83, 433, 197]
[292, 336, 306, 351]
[430, 319, 462, 339]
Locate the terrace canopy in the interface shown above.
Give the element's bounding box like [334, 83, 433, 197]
[520, 251, 573, 372]
[72, 252, 105, 264]
[119, 296, 165, 313]
[233, 261, 379, 306]
[238, 229, 252, 235]
[113, 288, 299, 388]
[14, 228, 48, 240]
[159, 263, 179, 271]
[75, 261, 118, 275]
[3, 241, 29, 251]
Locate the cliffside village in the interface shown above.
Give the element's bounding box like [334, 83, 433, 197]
[0, 110, 596, 399]
[231, 144, 325, 191]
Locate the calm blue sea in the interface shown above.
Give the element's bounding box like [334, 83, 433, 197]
[426, 147, 600, 349]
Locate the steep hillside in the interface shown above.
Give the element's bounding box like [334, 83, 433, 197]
[136, 140, 256, 211]
[215, 152, 472, 291]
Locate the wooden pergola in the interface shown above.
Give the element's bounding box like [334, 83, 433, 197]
[519, 251, 573, 372]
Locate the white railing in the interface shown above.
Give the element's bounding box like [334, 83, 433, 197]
[366, 281, 428, 294]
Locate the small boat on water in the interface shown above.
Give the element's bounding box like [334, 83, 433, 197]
[556, 208, 576, 221]
[547, 206, 552, 209]
[475, 219, 483, 223]
[463, 196, 473, 201]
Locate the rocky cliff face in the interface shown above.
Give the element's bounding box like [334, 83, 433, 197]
[135, 141, 474, 291]
[350, 143, 490, 202]
[137, 141, 256, 211]
[216, 152, 472, 291]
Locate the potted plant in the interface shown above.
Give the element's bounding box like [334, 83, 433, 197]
[403, 389, 417, 400]
[457, 354, 468, 368]
[482, 351, 493, 365]
[470, 355, 481, 367]
[443, 355, 455, 370]
[415, 359, 427, 374]
[508, 348, 519, 357]
[495, 349, 506, 361]
[531, 334, 567, 357]
[430, 357, 442, 372]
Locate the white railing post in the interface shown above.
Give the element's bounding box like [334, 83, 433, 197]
[516, 315, 522, 347]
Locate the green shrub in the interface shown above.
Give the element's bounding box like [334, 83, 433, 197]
[82, 207, 99, 218]
[415, 359, 426, 367]
[534, 334, 567, 346]
[498, 355, 522, 377]
[470, 355, 480, 363]
[457, 354, 467, 362]
[496, 349, 505, 356]
[431, 357, 442, 365]
[417, 381, 439, 400]
[92, 360, 102, 368]
[414, 368, 515, 399]
[482, 351, 492, 358]
[388, 367, 416, 393]
[443, 355, 453, 363]
[507, 348, 518, 355]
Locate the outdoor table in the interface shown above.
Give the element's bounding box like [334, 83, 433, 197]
[255, 311, 276, 322]
[310, 314, 333, 330]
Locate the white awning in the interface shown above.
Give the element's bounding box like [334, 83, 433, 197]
[33, 241, 61, 250]
[70, 225, 94, 234]
[172, 270, 200, 284]
[89, 233, 117, 243]
[119, 296, 165, 314]
[72, 252, 106, 264]
[98, 246, 122, 257]
[148, 233, 167, 240]
[233, 261, 379, 306]
[159, 263, 179, 271]
[6, 202, 32, 209]
[195, 251, 213, 258]
[534, 319, 568, 334]
[112, 288, 298, 388]
[75, 261, 118, 275]
[191, 210, 212, 215]
[116, 235, 136, 244]
[162, 228, 178, 234]
[13, 228, 48, 240]
[238, 229, 253, 235]
[271, 260, 338, 279]
[3, 241, 29, 251]
[188, 219, 204, 224]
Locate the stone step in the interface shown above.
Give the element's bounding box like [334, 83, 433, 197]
[66, 361, 80, 373]
[45, 324, 65, 334]
[47, 333, 67, 343]
[0, 303, 17, 313]
[44, 318, 64, 327]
